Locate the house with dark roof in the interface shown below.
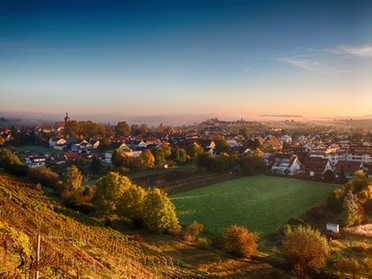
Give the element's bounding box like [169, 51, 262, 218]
[271, 154, 301, 175]
[334, 160, 364, 179]
[301, 157, 333, 178]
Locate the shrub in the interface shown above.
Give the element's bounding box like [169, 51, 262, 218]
[182, 234, 195, 242]
[197, 237, 211, 249]
[185, 221, 203, 240]
[222, 225, 258, 258]
[282, 225, 329, 275]
[27, 166, 58, 188]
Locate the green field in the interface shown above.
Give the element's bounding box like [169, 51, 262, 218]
[171, 175, 337, 238]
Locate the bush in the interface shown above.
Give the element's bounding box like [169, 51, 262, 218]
[185, 221, 203, 240]
[197, 237, 211, 249]
[27, 166, 58, 188]
[182, 234, 195, 242]
[222, 225, 258, 258]
[282, 225, 329, 275]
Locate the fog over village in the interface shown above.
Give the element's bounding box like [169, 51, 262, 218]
[0, 1, 372, 278]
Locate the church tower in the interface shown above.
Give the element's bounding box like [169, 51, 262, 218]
[64, 112, 70, 123]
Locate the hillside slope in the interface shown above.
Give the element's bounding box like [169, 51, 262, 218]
[0, 175, 193, 279]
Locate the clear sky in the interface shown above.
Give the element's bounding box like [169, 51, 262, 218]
[0, 0, 371, 121]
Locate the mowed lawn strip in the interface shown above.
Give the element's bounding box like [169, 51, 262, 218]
[171, 175, 337, 238]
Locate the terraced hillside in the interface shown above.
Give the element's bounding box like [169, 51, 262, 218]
[0, 175, 192, 279]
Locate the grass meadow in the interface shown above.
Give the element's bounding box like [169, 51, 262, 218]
[171, 175, 337, 239]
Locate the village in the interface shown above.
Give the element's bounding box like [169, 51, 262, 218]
[1, 113, 371, 183]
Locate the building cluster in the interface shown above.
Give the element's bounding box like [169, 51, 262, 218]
[1, 114, 371, 180]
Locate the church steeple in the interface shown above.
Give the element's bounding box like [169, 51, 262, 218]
[64, 112, 70, 123]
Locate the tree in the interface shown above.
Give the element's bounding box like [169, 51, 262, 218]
[94, 172, 131, 215]
[111, 149, 124, 167]
[98, 138, 111, 151]
[323, 170, 335, 183]
[61, 165, 84, 206]
[186, 143, 204, 160]
[139, 149, 155, 170]
[342, 191, 359, 227]
[160, 143, 171, 159]
[64, 120, 80, 138]
[117, 183, 145, 223]
[171, 146, 187, 163]
[0, 148, 27, 176]
[115, 121, 130, 137]
[222, 225, 258, 258]
[27, 166, 58, 188]
[282, 225, 329, 275]
[338, 165, 347, 184]
[197, 152, 214, 169]
[214, 138, 231, 153]
[184, 221, 203, 242]
[89, 156, 103, 174]
[0, 136, 4, 146]
[252, 148, 263, 158]
[141, 188, 179, 233]
[152, 147, 165, 168]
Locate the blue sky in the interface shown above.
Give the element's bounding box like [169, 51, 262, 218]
[0, 0, 372, 121]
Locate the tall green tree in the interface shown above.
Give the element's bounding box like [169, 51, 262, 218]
[61, 165, 84, 206]
[342, 191, 359, 227]
[94, 172, 131, 215]
[141, 188, 179, 233]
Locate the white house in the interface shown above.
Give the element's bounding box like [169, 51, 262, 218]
[271, 154, 301, 175]
[25, 156, 46, 168]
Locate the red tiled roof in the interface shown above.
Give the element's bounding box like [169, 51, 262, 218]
[335, 160, 363, 173]
[65, 152, 80, 160]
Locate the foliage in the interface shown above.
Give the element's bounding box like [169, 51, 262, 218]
[89, 156, 103, 174]
[196, 152, 214, 169]
[94, 172, 131, 215]
[0, 148, 28, 176]
[152, 147, 166, 168]
[139, 149, 155, 170]
[185, 143, 204, 160]
[342, 191, 359, 227]
[115, 121, 130, 137]
[282, 225, 329, 274]
[98, 137, 111, 150]
[170, 146, 187, 163]
[184, 221, 203, 241]
[197, 237, 211, 249]
[142, 187, 180, 234]
[323, 170, 335, 183]
[214, 138, 231, 153]
[27, 166, 58, 188]
[61, 165, 84, 206]
[160, 143, 171, 159]
[239, 156, 266, 176]
[222, 225, 258, 258]
[252, 148, 263, 158]
[117, 183, 145, 222]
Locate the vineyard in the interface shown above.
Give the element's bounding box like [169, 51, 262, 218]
[0, 175, 196, 278]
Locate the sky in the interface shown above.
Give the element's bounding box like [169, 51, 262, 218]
[0, 0, 372, 123]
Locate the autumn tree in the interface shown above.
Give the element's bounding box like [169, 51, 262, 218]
[186, 143, 204, 160]
[115, 121, 130, 137]
[222, 225, 258, 258]
[98, 138, 111, 150]
[64, 120, 81, 138]
[282, 225, 329, 275]
[141, 188, 179, 233]
[160, 143, 171, 159]
[139, 149, 155, 170]
[61, 165, 84, 206]
[171, 146, 187, 163]
[0, 136, 4, 146]
[94, 172, 131, 215]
